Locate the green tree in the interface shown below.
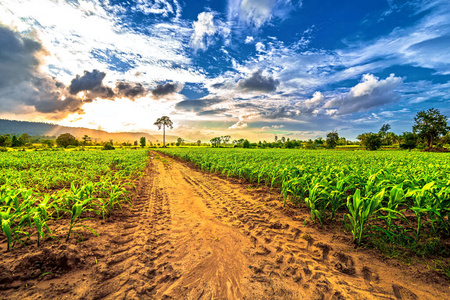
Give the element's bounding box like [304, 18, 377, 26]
[42, 139, 54, 148]
[210, 137, 221, 147]
[243, 139, 250, 148]
[11, 135, 24, 147]
[82, 135, 91, 145]
[20, 133, 30, 145]
[222, 135, 231, 146]
[140, 137, 146, 148]
[357, 133, 382, 150]
[56, 133, 78, 148]
[154, 116, 173, 148]
[379, 123, 391, 134]
[0, 135, 8, 147]
[197, 140, 201, 146]
[326, 131, 339, 149]
[413, 108, 449, 148]
[399, 132, 418, 151]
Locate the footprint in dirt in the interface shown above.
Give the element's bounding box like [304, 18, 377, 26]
[392, 284, 418, 300]
[333, 252, 356, 275]
[361, 266, 379, 288]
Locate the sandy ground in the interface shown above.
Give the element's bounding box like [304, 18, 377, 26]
[1, 152, 449, 299]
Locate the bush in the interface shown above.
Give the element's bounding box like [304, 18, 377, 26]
[102, 143, 115, 150]
[0, 147, 7, 152]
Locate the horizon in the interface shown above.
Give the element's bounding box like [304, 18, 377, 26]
[1, 0, 449, 141]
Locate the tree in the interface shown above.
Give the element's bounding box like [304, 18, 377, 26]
[243, 139, 250, 148]
[42, 139, 54, 148]
[56, 133, 77, 148]
[413, 108, 449, 148]
[222, 135, 231, 146]
[399, 132, 418, 151]
[140, 137, 146, 148]
[197, 140, 201, 146]
[379, 123, 391, 134]
[0, 135, 8, 147]
[357, 133, 382, 150]
[154, 116, 173, 148]
[379, 124, 392, 145]
[326, 131, 339, 149]
[176, 137, 184, 146]
[210, 137, 221, 147]
[82, 135, 91, 145]
[20, 133, 30, 145]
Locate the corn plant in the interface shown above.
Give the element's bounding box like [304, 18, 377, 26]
[345, 189, 385, 245]
[65, 198, 99, 242]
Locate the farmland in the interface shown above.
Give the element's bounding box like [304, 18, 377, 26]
[0, 149, 148, 251]
[159, 148, 450, 252]
[1, 147, 450, 299]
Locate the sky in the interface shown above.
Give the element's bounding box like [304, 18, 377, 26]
[0, 0, 449, 141]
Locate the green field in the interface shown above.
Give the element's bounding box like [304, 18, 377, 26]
[0, 149, 148, 250]
[158, 148, 450, 251]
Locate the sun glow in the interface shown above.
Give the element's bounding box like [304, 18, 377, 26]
[59, 97, 175, 133]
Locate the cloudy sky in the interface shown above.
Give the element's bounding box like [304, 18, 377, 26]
[1, 0, 449, 141]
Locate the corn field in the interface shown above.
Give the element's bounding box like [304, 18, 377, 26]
[159, 148, 450, 246]
[0, 149, 148, 250]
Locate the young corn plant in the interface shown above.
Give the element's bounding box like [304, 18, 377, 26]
[65, 198, 99, 242]
[345, 188, 385, 245]
[304, 181, 326, 226]
[32, 210, 56, 247]
[407, 182, 439, 241]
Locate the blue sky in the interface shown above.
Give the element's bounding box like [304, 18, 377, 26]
[0, 0, 449, 141]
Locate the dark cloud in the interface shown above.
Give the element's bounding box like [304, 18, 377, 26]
[262, 106, 300, 119]
[211, 82, 225, 89]
[151, 82, 178, 98]
[175, 98, 224, 112]
[237, 70, 280, 92]
[68, 69, 114, 99]
[197, 108, 229, 115]
[0, 25, 83, 117]
[115, 81, 148, 99]
[68, 70, 150, 101]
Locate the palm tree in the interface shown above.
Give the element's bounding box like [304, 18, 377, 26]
[154, 116, 173, 147]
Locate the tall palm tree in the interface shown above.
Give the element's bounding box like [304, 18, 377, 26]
[154, 116, 173, 147]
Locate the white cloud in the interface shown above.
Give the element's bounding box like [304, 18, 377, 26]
[0, 0, 204, 87]
[245, 36, 254, 44]
[255, 42, 266, 52]
[190, 12, 217, 51]
[323, 74, 403, 115]
[227, 0, 301, 29]
[229, 120, 248, 129]
[134, 0, 181, 18]
[303, 91, 324, 108]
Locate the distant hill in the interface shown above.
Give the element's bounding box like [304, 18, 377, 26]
[0, 119, 172, 143]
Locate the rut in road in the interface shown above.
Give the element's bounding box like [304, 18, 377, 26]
[1, 152, 448, 300]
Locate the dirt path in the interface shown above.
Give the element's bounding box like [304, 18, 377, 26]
[1, 152, 449, 299]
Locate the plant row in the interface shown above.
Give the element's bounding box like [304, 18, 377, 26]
[0, 149, 149, 251]
[158, 148, 450, 247]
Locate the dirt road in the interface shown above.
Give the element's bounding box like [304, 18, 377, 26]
[1, 152, 449, 299]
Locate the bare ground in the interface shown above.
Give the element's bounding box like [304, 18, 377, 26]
[1, 152, 449, 299]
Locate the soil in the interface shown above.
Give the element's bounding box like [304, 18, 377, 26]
[1, 152, 449, 299]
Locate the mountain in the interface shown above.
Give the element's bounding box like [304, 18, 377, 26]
[0, 119, 173, 143]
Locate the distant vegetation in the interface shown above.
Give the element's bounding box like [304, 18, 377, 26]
[1, 108, 449, 151]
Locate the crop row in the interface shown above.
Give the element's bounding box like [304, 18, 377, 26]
[158, 148, 450, 247]
[0, 149, 149, 251]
